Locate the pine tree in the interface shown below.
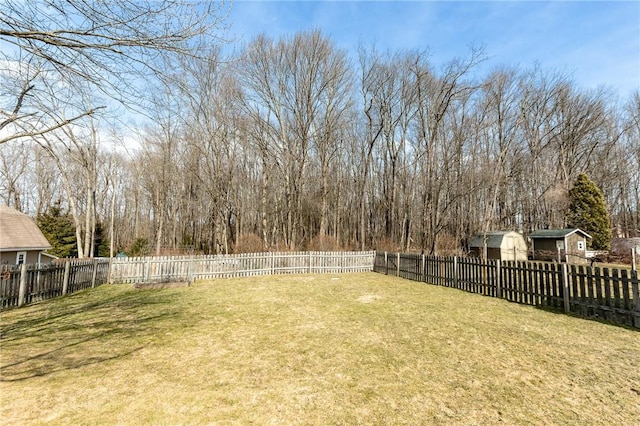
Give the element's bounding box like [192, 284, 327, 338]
[94, 222, 111, 257]
[566, 173, 612, 250]
[36, 203, 78, 258]
[127, 237, 150, 257]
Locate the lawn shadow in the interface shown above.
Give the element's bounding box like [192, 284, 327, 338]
[533, 303, 640, 332]
[0, 286, 188, 382]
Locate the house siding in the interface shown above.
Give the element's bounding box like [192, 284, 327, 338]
[0, 250, 50, 265]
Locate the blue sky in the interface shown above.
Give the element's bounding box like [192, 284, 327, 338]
[227, 1, 640, 98]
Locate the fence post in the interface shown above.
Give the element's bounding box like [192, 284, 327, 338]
[496, 259, 502, 299]
[308, 251, 312, 274]
[631, 270, 639, 328]
[453, 256, 458, 288]
[396, 252, 400, 276]
[187, 255, 194, 283]
[90, 259, 99, 288]
[145, 257, 151, 283]
[562, 263, 570, 313]
[107, 257, 113, 285]
[384, 252, 388, 275]
[421, 254, 425, 282]
[62, 261, 71, 295]
[18, 263, 27, 307]
[271, 252, 275, 275]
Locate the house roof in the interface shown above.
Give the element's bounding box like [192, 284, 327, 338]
[0, 205, 52, 251]
[529, 228, 592, 240]
[469, 231, 521, 248]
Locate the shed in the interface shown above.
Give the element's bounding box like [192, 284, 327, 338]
[468, 231, 528, 261]
[529, 228, 591, 263]
[0, 205, 53, 265]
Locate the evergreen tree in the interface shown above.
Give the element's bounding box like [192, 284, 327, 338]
[37, 203, 78, 258]
[567, 173, 612, 250]
[94, 222, 111, 257]
[127, 237, 150, 257]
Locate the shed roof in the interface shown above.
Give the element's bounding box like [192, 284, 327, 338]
[0, 205, 52, 251]
[469, 231, 521, 248]
[529, 228, 591, 239]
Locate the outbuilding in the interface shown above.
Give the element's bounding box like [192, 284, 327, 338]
[468, 231, 528, 261]
[0, 205, 54, 265]
[529, 228, 591, 263]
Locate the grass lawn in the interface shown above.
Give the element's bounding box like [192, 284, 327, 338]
[1, 272, 639, 425]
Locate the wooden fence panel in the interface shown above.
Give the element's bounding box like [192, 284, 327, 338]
[3, 253, 369, 311]
[502, 261, 514, 302]
[621, 270, 631, 311]
[0, 265, 21, 309]
[566, 266, 639, 327]
[503, 261, 542, 305]
[372, 252, 639, 329]
[109, 251, 376, 283]
[550, 263, 564, 310]
[25, 263, 65, 304]
[484, 259, 498, 297]
[1, 259, 109, 311]
[398, 253, 420, 281]
[458, 257, 485, 294]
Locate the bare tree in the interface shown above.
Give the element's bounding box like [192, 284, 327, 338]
[0, 0, 229, 145]
[240, 31, 352, 249]
[180, 50, 245, 253]
[413, 48, 484, 253]
[0, 140, 30, 210]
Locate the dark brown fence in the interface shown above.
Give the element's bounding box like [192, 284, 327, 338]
[374, 252, 640, 329]
[0, 259, 110, 311]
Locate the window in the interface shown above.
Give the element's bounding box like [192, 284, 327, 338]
[16, 251, 26, 265]
[577, 241, 585, 251]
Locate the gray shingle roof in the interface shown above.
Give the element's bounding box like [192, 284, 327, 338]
[528, 228, 591, 239]
[0, 205, 52, 251]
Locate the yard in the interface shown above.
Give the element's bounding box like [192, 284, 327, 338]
[1, 272, 639, 425]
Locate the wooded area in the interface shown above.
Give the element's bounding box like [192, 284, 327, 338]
[2, 6, 639, 256]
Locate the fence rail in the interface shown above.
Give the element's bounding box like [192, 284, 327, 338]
[374, 252, 640, 329]
[1, 259, 110, 311]
[0, 252, 374, 311]
[7, 251, 634, 329]
[109, 251, 376, 283]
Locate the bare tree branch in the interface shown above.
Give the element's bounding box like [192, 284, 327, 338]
[0, 106, 104, 145]
[0, 0, 230, 144]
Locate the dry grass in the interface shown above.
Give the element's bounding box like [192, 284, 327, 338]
[1, 272, 639, 425]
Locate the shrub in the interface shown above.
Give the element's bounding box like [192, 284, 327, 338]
[435, 232, 463, 256]
[234, 233, 263, 254]
[307, 234, 340, 251]
[127, 237, 150, 257]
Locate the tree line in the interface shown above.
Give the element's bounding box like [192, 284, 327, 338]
[2, 20, 638, 256]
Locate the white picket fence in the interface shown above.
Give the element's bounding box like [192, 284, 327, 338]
[109, 251, 376, 284]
